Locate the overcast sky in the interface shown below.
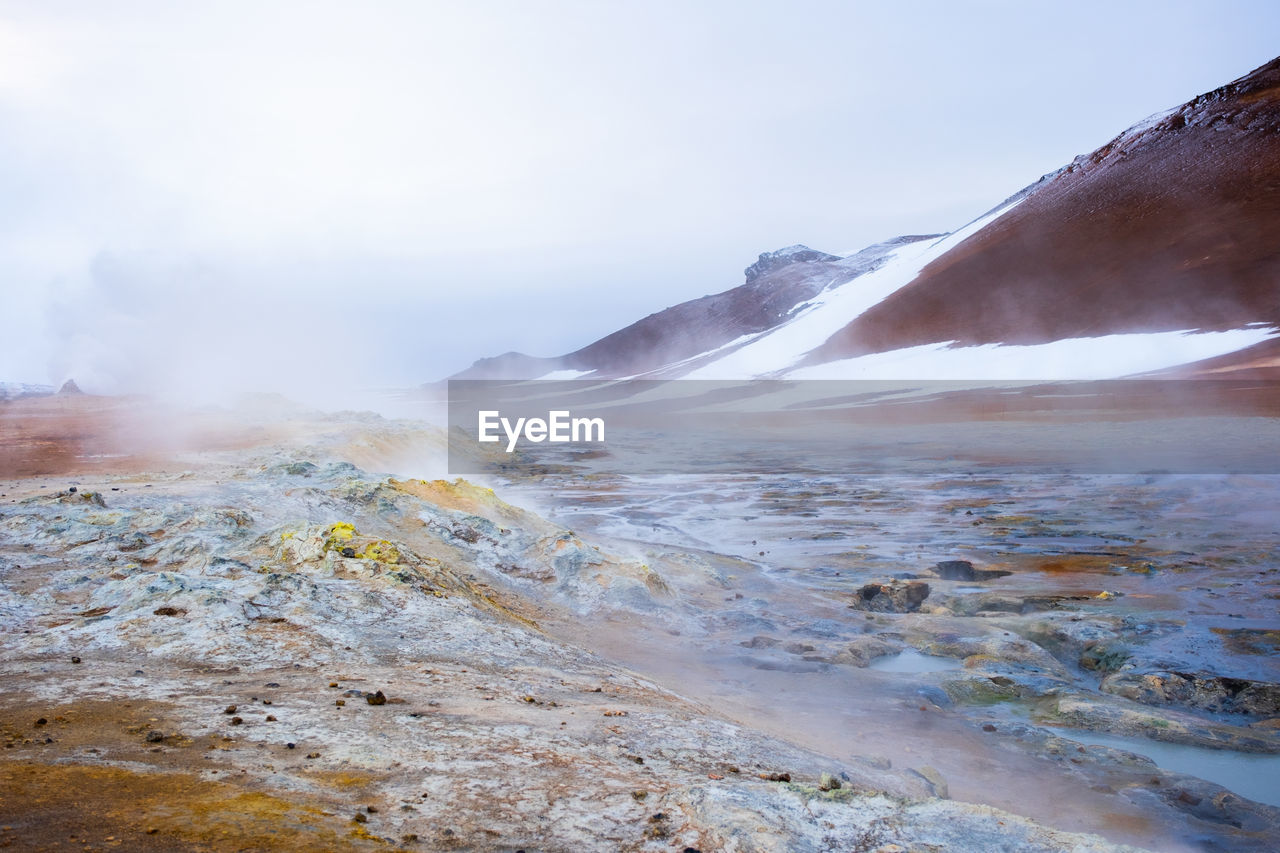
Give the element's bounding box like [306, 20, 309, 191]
[2, 1, 1278, 398]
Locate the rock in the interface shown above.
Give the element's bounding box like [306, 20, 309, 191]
[1101, 670, 1280, 717]
[145, 731, 164, 743]
[933, 560, 1011, 582]
[917, 686, 953, 708]
[849, 580, 930, 613]
[153, 606, 186, 617]
[58, 379, 83, 395]
[1156, 775, 1279, 832]
[352, 812, 367, 824]
[940, 676, 1020, 706]
[832, 635, 900, 667]
[1079, 642, 1132, 673]
[1038, 694, 1280, 752]
[908, 624, 1069, 677]
[943, 593, 1026, 616]
[224, 705, 237, 714]
[743, 245, 840, 282]
[367, 690, 388, 706]
[911, 765, 949, 798]
[230, 716, 243, 725]
[818, 772, 842, 791]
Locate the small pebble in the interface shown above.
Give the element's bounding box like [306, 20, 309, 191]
[230, 716, 243, 725]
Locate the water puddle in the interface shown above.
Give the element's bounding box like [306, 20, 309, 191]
[1062, 729, 1280, 808]
[868, 648, 963, 673]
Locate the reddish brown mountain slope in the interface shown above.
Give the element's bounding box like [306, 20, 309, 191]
[805, 57, 1280, 366]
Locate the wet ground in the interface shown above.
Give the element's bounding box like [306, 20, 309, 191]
[497, 463, 1280, 848]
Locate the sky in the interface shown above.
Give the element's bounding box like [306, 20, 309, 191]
[2, 0, 1279, 399]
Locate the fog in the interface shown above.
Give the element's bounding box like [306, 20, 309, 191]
[3, 0, 1278, 398]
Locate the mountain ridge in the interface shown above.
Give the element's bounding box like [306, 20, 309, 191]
[453, 56, 1280, 383]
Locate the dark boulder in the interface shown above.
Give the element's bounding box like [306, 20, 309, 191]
[850, 580, 930, 613]
[933, 560, 1012, 582]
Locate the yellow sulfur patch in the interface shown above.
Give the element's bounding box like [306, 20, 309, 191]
[327, 522, 356, 541]
[360, 540, 400, 564]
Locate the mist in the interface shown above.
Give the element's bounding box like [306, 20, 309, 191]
[3, 0, 1279, 398]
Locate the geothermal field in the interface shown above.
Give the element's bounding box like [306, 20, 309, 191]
[0, 390, 1277, 851]
[3, 7, 1279, 852]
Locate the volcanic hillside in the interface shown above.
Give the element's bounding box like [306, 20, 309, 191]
[455, 56, 1280, 382]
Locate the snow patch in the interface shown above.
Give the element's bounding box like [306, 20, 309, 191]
[783, 328, 1279, 381]
[535, 369, 596, 381]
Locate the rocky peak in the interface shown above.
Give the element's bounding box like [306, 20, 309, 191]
[743, 244, 841, 283]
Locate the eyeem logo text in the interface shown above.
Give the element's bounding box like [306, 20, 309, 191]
[478, 410, 605, 452]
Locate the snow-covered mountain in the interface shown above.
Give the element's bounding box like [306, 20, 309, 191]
[455, 57, 1280, 382]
